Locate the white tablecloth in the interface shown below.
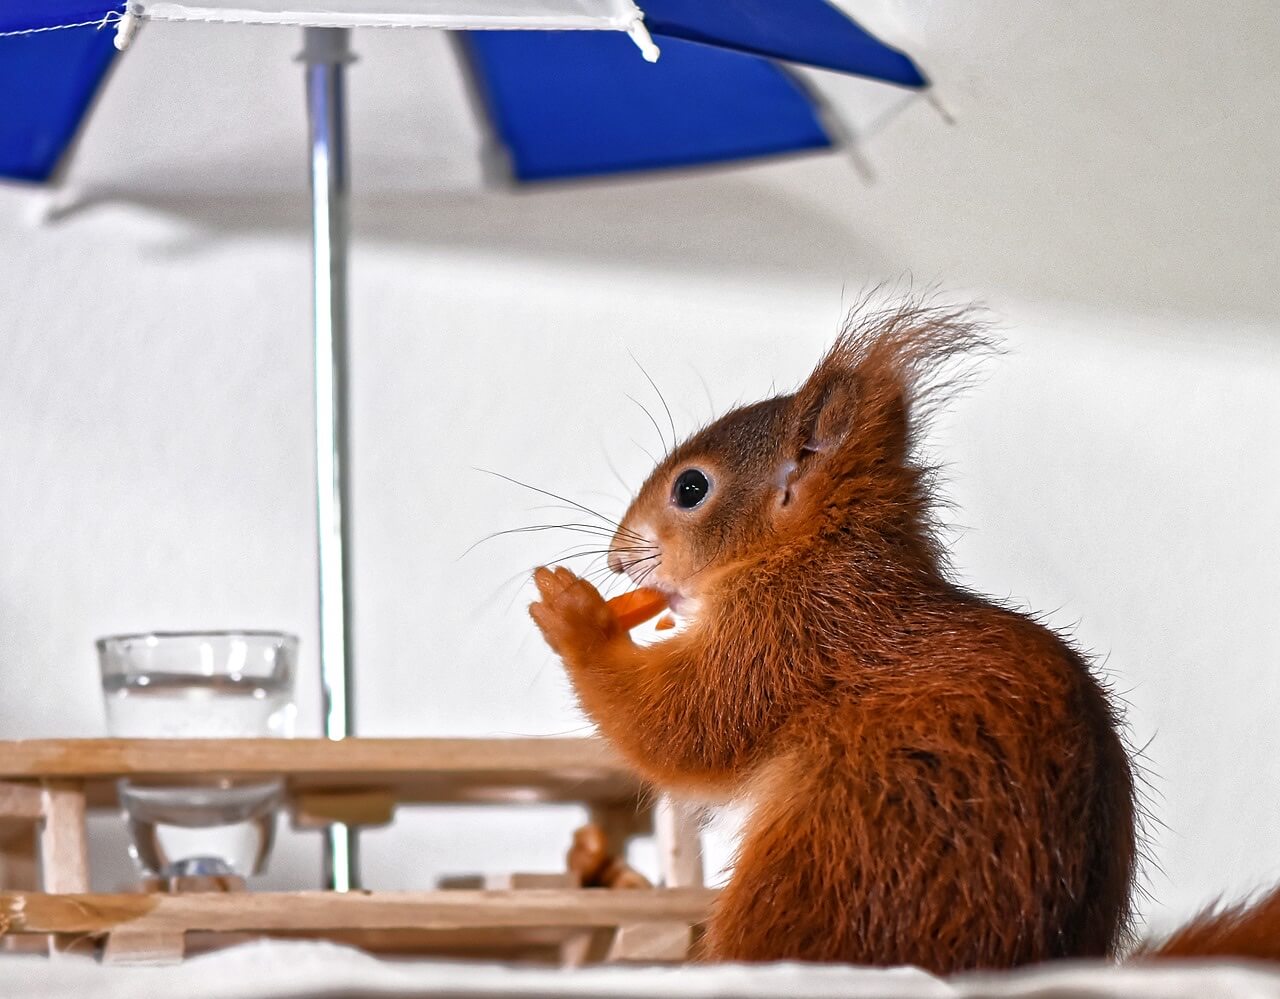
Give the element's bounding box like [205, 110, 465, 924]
[3, 940, 1279, 999]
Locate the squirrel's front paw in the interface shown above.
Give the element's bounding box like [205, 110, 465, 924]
[529, 567, 620, 659]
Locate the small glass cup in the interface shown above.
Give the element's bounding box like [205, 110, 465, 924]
[97, 631, 297, 881]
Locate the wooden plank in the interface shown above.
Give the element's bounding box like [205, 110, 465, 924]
[101, 930, 185, 965]
[0, 829, 36, 891]
[0, 798, 39, 953]
[0, 832, 42, 954]
[606, 922, 694, 963]
[0, 738, 625, 779]
[0, 783, 44, 821]
[653, 797, 705, 888]
[439, 873, 578, 891]
[276, 927, 573, 963]
[0, 888, 718, 936]
[0, 739, 642, 809]
[291, 789, 396, 829]
[38, 782, 89, 894]
[482, 873, 578, 891]
[560, 928, 614, 967]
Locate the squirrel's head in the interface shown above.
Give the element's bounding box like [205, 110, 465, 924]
[608, 302, 988, 611]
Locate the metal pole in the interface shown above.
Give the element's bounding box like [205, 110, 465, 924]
[302, 25, 358, 892]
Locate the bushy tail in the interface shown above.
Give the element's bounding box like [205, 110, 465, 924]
[1136, 885, 1280, 961]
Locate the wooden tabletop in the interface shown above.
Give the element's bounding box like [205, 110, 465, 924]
[0, 888, 717, 935]
[0, 737, 644, 808]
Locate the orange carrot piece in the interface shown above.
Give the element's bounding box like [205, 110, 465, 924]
[606, 587, 668, 631]
[654, 613, 677, 632]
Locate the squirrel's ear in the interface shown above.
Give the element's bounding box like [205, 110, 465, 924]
[790, 371, 859, 461]
[789, 367, 911, 472]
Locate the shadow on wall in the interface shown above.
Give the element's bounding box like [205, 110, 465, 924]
[36, 163, 1280, 333]
[43, 167, 879, 283]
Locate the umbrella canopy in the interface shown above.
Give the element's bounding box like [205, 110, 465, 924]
[1, 0, 927, 184]
[0, 0, 928, 891]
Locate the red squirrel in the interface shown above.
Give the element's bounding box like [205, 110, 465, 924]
[528, 302, 1280, 972]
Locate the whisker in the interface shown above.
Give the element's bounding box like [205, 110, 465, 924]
[482, 544, 611, 602]
[606, 556, 658, 579]
[599, 553, 659, 587]
[631, 438, 659, 467]
[626, 393, 669, 454]
[634, 559, 663, 589]
[692, 366, 716, 421]
[527, 502, 621, 521]
[475, 468, 646, 541]
[599, 446, 634, 494]
[459, 522, 634, 560]
[484, 543, 656, 613]
[629, 349, 678, 449]
[586, 550, 658, 586]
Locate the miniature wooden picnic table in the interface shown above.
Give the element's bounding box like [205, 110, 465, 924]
[0, 737, 714, 965]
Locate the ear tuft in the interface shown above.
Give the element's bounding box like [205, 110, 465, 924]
[787, 298, 993, 478]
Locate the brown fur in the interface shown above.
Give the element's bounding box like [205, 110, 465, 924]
[528, 302, 1270, 972]
[1139, 886, 1280, 961]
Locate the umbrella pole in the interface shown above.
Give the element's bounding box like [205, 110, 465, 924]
[303, 25, 359, 892]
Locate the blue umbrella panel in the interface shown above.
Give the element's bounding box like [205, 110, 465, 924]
[0, 0, 926, 184]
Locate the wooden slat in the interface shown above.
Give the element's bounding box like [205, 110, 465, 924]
[38, 782, 89, 894]
[279, 926, 577, 962]
[560, 928, 615, 967]
[0, 783, 44, 821]
[0, 738, 622, 778]
[0, 831, 42, 953]
[0, 831, 36, 892]
[653, 796, 705, 888]
[0, 888, 718, 936]
[291, 789, 397, 829]
[101, 930, 185, 965]
[482, 873, 578, 891]
[606, 922, 694, 963]
[0, 739, 641, 809]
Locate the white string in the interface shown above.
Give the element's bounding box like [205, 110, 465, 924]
[0, 7, 124, 38]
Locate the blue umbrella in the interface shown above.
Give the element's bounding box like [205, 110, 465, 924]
[2, 2, 926, 183]
[0, 0, 927, 889]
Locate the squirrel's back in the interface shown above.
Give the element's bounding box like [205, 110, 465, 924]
[704, 580, 1137, 970]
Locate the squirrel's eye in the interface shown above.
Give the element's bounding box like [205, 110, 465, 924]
[673, 469, 711, 510]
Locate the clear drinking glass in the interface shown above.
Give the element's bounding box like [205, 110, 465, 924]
[97, 631, 297, 880]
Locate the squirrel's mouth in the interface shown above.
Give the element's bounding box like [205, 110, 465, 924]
[618, 566, 687, 613]
[654, 584, 694, 617]
[610, 549, 694, 617]
[608, 523, 697, 617]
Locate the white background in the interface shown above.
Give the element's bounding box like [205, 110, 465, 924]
[2, 1, 1277, 937]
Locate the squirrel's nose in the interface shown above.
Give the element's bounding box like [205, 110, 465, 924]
[608, 522, 655, 579]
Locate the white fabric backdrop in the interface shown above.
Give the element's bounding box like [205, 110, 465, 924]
[0, 0, 1277, 941]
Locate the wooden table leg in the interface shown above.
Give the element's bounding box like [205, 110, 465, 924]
[102, 930, 186, 966]
[606, 921, 694, 963]
[0, 829, 37, 892]
[0, 829, 45, 954]
[0, 782, 44, 893]
[38, 780, 91, 957]
[39, 781, 90, 893]
[560, 928, 614, 968]
[653, 796, 704, 888]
